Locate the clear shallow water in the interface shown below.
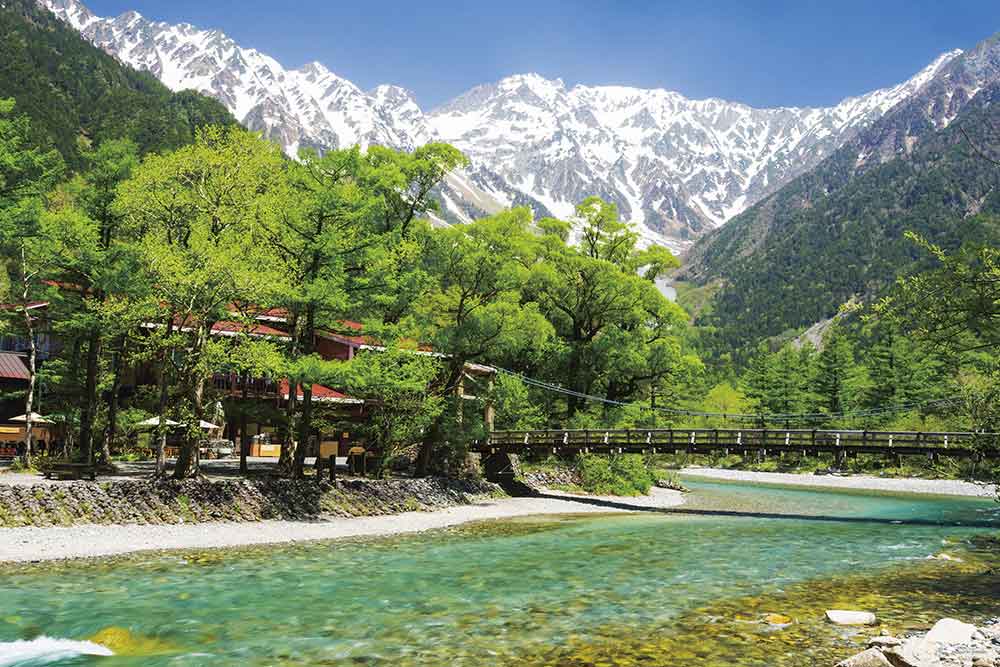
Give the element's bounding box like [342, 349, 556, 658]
[0, 481, 997, 667]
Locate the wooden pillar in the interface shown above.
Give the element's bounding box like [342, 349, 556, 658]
[484, 375, 495, 432]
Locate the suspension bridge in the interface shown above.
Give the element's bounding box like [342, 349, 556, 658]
[475, 428, 1000, 466]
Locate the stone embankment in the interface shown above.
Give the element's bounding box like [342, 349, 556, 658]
[521, 469, 582, 489]
[836, 618, 1000, 667]
[0, 477, 501, 528]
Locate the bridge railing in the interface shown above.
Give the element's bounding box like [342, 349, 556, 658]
[477, 428, 1000, 458]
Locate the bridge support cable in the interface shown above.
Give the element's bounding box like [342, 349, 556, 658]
[493, 367, 965, 425]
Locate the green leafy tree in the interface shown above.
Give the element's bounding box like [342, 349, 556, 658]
[877, 231, 1000, 357]
[338, 347, 444, 477]
[528, 197, 689, 422]
[412, 208, 553, 474]
[115, 126, 287, 478]
[0, 99, 63, 465]
[814, 327, 864, 421]
[269, 142, 465, 477]
[39, 139, 140, 464]
[489, 373, 546, 431]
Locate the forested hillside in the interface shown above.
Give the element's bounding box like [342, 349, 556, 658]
[0, 0, 234, 167]
[681, 80, 1000, 358]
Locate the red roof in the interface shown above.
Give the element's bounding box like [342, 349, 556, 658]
[0, 353, 29, 381]
[278, 379, 362, 404]
[211, 320, 289, 339]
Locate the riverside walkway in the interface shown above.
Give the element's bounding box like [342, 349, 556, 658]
[475, 429, 1000, 463]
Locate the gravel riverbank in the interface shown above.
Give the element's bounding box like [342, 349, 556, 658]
[0, 487, 685, 563]
[836, 618, 1000, 667]
[681, 467, 997, 498]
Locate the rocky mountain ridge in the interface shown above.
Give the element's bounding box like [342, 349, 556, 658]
[37, 0, 973, 249]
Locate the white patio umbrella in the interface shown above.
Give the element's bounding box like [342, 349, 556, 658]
[198, 420, 221, 430]
[136, 416, 181, 428]
[10, 412, 54, 424]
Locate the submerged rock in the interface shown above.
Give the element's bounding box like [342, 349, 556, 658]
[89, 627, 173, 655]
[926, 553, 964, 562]
[827, 610, 878, 626]
[763, 613, 793, 625]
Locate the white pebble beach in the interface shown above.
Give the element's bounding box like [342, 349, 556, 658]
[0, 487, 685, 564]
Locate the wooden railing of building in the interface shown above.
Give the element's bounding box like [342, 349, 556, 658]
[475, 429, 1000, 461]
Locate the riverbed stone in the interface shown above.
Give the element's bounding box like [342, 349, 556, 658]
[827, 610, 879, 626]
[972, 651, 998, 667]
[925, 618, 977, 646]
[869, 636, 903, 649]
[883, 637, 941, 667]
[763, 613, 793, 625]
[836, 648, 894, 667]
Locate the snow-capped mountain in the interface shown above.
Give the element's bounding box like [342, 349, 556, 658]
[36, 0, 967, 249]
[429, 57, 959, 240]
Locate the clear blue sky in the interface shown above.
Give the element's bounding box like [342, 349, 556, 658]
[86, 0, 1000, 110]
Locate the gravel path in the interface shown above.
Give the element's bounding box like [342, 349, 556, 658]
[681, 467, 997, 498]
[0, 488, 684, 563]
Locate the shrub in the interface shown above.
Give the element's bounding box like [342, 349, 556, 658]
[577, 453, 655, 496]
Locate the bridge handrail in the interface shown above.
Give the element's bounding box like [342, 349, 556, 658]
[481, 428, 1000, 453]
[486, 428, 998, 437]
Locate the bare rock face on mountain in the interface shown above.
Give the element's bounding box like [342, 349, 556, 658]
[36, 0, 969, 250]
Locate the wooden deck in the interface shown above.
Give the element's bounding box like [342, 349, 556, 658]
[475, 428, 1000, 461]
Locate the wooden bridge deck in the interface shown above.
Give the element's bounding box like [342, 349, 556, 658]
[475, 429, 1000, 460]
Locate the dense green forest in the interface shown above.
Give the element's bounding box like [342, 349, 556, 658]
[0, 0, 996, 485]
[682, 82, 1000, 361]
[0, 0, 235, 168]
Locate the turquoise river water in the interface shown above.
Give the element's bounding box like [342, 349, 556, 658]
[0, 479, 998, 667]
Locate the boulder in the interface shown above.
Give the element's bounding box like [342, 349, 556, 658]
[836, 648, 894, 667]
[883, 637, 941, 667]
[869, 636, 903, 649]
[925, 618, 976, 646]
[827, 610, 879, 626]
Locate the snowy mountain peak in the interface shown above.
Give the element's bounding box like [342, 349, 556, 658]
[298, 61, 334, 79]
[43, 0, 95, 29]
[35, 0, 984, 251]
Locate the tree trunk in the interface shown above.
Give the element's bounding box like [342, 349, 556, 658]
[154, 318, 174, 477]
[278, 313, 301, 476]
[79, 330, 101, 464]
[279, 385, 298, 474]
[173, 327, 207, 479]
[415, 360, 465, 477]
[20, 247, 37, 468]
[239, 371, 250, 476]
[293, 385, 312, 478]
[567, 341, 583, 419]
[102, 335, 124, 465]
[292, 306, 316, 479]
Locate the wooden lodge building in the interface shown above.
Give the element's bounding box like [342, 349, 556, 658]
[1, 299, 496, 460]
